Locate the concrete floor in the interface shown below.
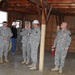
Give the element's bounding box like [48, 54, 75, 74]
[0, 50, 75, 75]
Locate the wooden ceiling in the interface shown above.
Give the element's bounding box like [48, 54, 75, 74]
[0, 0, 75, 15]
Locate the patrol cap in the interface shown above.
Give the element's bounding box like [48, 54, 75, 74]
[25, 21, 31, 25]
[32, 20, 39, 24]
[12, 22, 16, 26]
[3, 21, 7, 23]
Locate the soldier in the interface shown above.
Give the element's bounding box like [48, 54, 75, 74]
[51, 22, 71, 73]
[0, 21, 12, 63]
[16, 22, 22, 51]
[28, 20, 40, 70]
[21, 21, 31, 65]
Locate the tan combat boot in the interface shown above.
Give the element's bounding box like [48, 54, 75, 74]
[5, 56, 9, 63]
[25, 59, 29, 65]
[59, 67, 62, 73]
[29, 64, 37, 70]
[0, 57, 3, 64]
[28, 64, 34, 68]
[21, 59, 26, 64]
[51, 66, 59, 71]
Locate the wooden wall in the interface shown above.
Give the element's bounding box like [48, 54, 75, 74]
[7, 12, 75, 52]
[8, 12, 23, 27]
[64, 16, 75, 52]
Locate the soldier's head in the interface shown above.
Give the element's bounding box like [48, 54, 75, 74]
[25, 21, 31, 28]
[32, 20, 39, 28]
[61, 22, 67, 30]
[12, 22, 17, 28]
[3, 21, 8, 28]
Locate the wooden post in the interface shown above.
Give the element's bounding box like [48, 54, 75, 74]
[39, 0, 52, 71]
[39, 24, 46, 72]
[39, 0, 46, 71]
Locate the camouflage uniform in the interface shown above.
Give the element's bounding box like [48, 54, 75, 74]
[29, 27, 40, 64]
[21, 28, 31, 61]
[16, 28, 22, 50]
[0, 26, 12, 57]
[54, 29, 71, 68]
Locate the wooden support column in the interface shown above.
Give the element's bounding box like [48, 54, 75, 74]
[39, 0, 46, 72]
[56, 16, 60, 31]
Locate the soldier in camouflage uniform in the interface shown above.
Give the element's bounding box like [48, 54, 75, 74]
[21, 21, 31, 65]
[28, 20, 40, 70]
[0, 21, 12, 63]
[51, 22, 71, 73]
[16, 23, 22, 51]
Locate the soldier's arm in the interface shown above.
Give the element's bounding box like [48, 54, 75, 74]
[66, 31, 71, 48]
[54, 36, 58, 47]
[32, 29, 40, 37]
[20, 29, 26, 36]
[0, 28, 3, 39]
[8, 28, 13, 38]
[28, 28, 31, 35]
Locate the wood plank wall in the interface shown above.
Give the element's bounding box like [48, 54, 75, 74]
[64, 16, 75, 52]
[8, 12, 75, 52]
[8, 12, 24, 27]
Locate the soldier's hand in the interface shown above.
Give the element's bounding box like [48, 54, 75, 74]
[65, 47, 69, 51]
[52, 45, 55, 48]
[3, 37, 8, 40]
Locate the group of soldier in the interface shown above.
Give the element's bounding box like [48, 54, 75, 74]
[20, 20, 40, 70]
[0, 20, 71, 73]
[0, 20, 41, 71]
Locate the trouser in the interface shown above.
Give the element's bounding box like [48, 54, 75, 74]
[55, 48, 68, 68]
[22, 42, 30, 61]
[30, 42, 39, 64]
[16, 37, 22, 50]
[0, 41, 9, 57]
[10, 38, 17, 53]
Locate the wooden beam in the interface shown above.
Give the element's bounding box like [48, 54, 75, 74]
[50, 3, 75, 8]
[46, 0, 75, 4]
[28, 0, 41, 7]
[39, 0, 46, 72]
[46, 6, 52, 23]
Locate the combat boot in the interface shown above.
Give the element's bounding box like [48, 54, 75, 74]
[25, 59, 29, 64]
[5, 56, 9, 63]
[51, 66, 59, 71]
[21, 59, 26, 64]
[59, 67, 62, 73]
[0, 57, 3, 64]
[28, 64, 34, 67]
[29, 64, 37, 70]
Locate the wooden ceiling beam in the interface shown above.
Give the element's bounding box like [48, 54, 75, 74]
[6, 6, 37, 12]
[46, 6, 52, 22]
[46, 0, 75, 4]
[28, 0, 41, 7]
[7, 0, 29, 3]
[50, 3, 75, 8]
[7, 7, 37, 14]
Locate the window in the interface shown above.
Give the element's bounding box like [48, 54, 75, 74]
[0, 11, 8, 27]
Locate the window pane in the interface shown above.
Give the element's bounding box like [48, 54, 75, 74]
[0, 11, 7, 27]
